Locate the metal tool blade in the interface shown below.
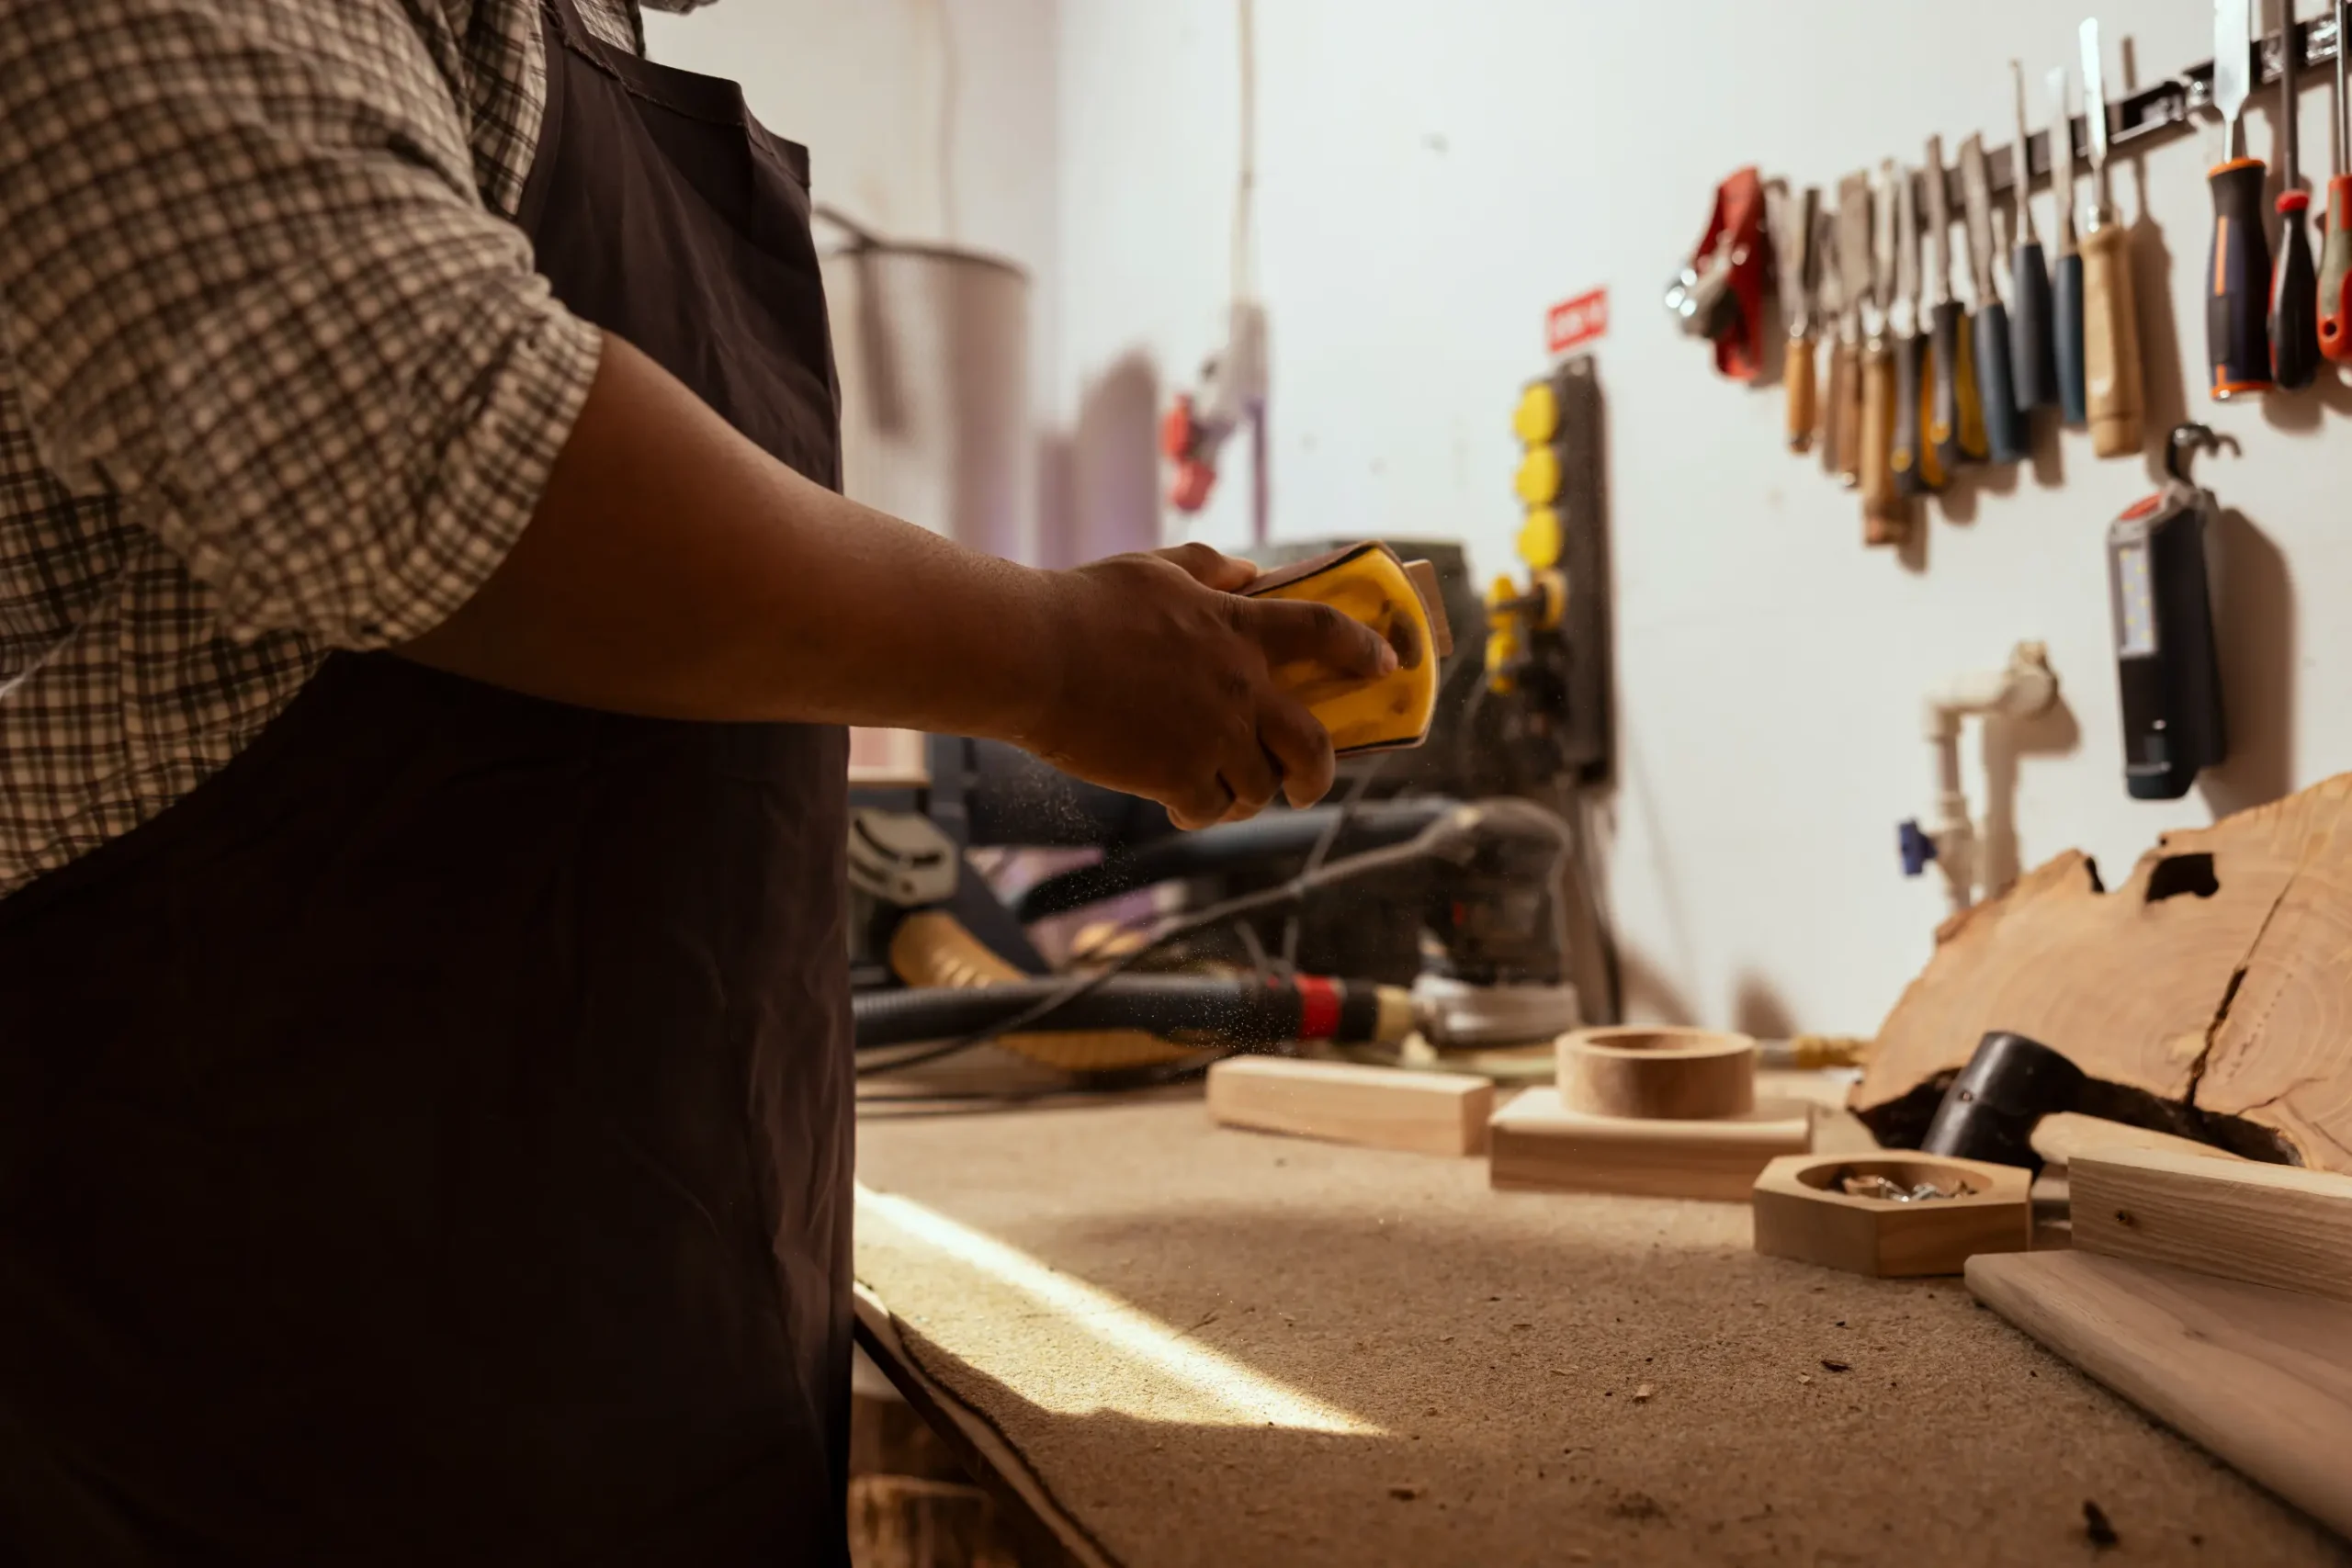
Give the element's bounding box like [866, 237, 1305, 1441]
[1781, 185, 1821, 332]
[1924, 134, 1954, 305]
[1838, 171, 1873, 342]
[1894, 163, 1922, 334]
[2214, 0, 2253, 153]
[1872, 160, 1899, 339]
[2010, 61, 2040, 243]
[1814, 203, 1842, 328]
[1766, 179, 1796, 321]
[2049, 65, 2078, 242]
[1959, 134, 1997, 305]
[2279, 0, 2299, 186]
[2336, 0, 2348, 178]
[2081, 19, 2111, 191]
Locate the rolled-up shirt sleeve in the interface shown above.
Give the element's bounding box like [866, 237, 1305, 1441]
[0, 0, 600, 647]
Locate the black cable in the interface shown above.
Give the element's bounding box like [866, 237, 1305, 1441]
[854, 826, 1462, 1078]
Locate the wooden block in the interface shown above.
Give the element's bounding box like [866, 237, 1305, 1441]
[1967, 1249, 2352, 1540]
[1206, 1056, 1492, 1156]
[847, 1475, 1021, 1568]
[1751, 1154, 2030, 1278]
[1488, 1087, 1810, 1201]
[2068, 1145, 2352, 1303]
[2030, 1111, 2249, 1171]
[1555, 1026, 1756, 1120]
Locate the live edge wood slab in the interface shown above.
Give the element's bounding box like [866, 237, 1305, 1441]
[1855, 771, 2352, 1174]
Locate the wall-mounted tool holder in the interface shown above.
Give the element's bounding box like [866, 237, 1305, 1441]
[1930, 10, 2345, 216]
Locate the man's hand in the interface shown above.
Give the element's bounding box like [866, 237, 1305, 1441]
[1019, 544, 1396, 829]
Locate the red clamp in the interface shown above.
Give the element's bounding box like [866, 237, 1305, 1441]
[1159, 392, 1219, 513]
[1676, 166, 1770, 381]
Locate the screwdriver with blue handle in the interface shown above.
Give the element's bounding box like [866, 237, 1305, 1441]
[1961, 134, 2028, 463]
[2048, 64, 2088, 423]
[2207, 0, 2272, 399]
[2008, 61, 2058, 413]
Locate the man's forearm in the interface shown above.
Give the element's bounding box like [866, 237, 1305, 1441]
[401, 332, 1060, 739]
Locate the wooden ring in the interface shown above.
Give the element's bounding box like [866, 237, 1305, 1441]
[1555, 1026, 1757, 1121]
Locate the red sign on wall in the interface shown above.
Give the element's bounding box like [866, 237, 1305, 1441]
[1545, 288, 1609, 355]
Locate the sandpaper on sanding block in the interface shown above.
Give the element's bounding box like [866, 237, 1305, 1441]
[1240, 542, 1451, 754]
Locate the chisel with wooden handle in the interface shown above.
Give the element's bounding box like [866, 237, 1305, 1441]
[1861, 161, 1906, 544]
[1774, 183, 1822, 449]
[2050, 64, 2088, 423]
[1833, 175, 1869, 490]
[2080, 19, 2143, 456]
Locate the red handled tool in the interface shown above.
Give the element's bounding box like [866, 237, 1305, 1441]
[2320, 0, 2352, 364]
[2206, 0, 2273, 398]
[2270, 0, 2319, 388]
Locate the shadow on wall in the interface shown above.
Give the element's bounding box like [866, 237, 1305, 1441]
[1980, 694, 2084, 897]
[2200, 506, 2297, 819]
[1036, 350, 1161, 569]
[1730, 973, 1794, 1041]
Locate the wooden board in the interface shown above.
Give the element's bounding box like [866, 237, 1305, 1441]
[853, 1286, 1114, 1568]
[1489, 1086, 1810, 1200]
[1967, 1250, 2352, 1540]
[2030, 1111, 2250, 1170]
[1853, 773, 2352, 1174]
[1751, 1154, 2030, 1277]
[2069, 1146, 2352, 1303]
[1206, 1055, 1493, 1156]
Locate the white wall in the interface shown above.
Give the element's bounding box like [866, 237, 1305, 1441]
[1056, 1, 2352, 1035]
[642, 0, 1062, 427]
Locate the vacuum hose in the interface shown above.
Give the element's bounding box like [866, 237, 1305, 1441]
[855, 974, 1411, 1053]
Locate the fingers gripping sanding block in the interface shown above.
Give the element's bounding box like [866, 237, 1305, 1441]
[1241, 542, 1453, 755]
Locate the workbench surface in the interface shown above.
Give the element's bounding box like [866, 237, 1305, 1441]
[854, 1092, 2347, 1568]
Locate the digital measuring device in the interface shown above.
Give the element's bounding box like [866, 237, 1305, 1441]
[2106, 425, 2229, 801]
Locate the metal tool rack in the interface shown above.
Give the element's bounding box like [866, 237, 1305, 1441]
[1934, 9, 2346, 211]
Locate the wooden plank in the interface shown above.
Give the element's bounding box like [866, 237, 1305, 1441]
[853, 1285, 1114, 1568]
[2030, 1111, 2251, 1171]
[1489, 1086, 1810, 1201]
[1853, 773, 2352, 1173]
[2068, 1146, 2352, 1303]
[1205, 1055, 1492, 1156]
[1967, 1250, 2352, 1540]
[847, 1475, 1022, 1568]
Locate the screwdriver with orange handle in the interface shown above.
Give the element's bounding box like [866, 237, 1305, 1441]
[2269, 0, 2319, 388]
[2206, 0, 2272, 400]
[2319, 0, 2352, 365]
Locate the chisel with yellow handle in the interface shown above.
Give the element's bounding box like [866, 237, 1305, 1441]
[1923, 135, 1986, 476]
[1240, 543, 1451, 755]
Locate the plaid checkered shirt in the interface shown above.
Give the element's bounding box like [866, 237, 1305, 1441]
[0, 0, 712, 897]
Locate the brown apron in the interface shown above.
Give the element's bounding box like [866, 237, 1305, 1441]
[0, 2, 854, 1561]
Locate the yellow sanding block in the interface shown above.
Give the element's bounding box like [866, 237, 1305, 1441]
[1241, 542, 1452, 754]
